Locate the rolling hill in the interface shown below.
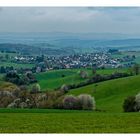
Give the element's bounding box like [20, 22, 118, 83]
[35, 68, 128, 90]
[1, 70, 140, 133]
[69, 75, 140, 112]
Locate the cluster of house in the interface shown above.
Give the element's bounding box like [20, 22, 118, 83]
[1, 51, 134, 74]
[13, 56, 35, 64]
[35, 52, 136, 72]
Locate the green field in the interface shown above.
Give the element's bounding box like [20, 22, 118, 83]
[36, 68, 128, 90]
[69, 75, 140, 112]
[36, 69, 90, 90]
[0, 62, 34, 69]
[0, 52, 35, 68]
[0, 69, 140, 133]
[111, 51, 140, 64]
[0, 109, 140, 133]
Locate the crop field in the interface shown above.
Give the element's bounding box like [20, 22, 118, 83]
[36, 68, 128, 90]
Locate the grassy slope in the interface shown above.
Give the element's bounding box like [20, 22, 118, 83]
[35, 69, 84, 90]
[69, 75, 140, 112]
[1, 69, 140, 133]
[36, 68, 127, 90]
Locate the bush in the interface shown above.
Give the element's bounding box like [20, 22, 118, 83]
[63, 95, 79, 110]
[53, 96, 65, 109]
[0, 91, 16, 108]
[78, 70, 89, 79]
[135, 93, 140, 111]
[61, 84, 69, 93]
[123, 96, 136, 112]
[78, 94, 96, 110]
[36, 92, 59, 109]
[30, 84, 41, 94]
[62, 94, 95, 110]
[37, 100, 54, 109]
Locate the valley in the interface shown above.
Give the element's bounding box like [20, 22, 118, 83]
[1, 32, 140, 133]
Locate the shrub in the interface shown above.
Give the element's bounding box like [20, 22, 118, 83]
[0, 91, 16, 108]
[123, 96, 136, 112]
[30, 84, 40, 94]
[53, 96, 65, 109]
[78, 70, 89, 79]
[12, 88, 20, 97]
[37, 100, 54, 109]
[63, 95, 79, 110]
[135, 93, 140, 111]
[61, 84, 69, 93]
[78, 94, 96, 110]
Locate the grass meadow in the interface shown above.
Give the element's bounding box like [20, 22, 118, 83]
[0, 68, 140, 133]
[0, 109, 140, 133]
[35, 68, 128, 90]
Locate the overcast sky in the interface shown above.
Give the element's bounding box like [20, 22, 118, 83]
[0, 7, 140, 34]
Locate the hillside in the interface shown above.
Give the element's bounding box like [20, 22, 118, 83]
[35, 68, 127, 90]
[69, 75, 140, 112]
[35, 69, 90, 90]
[1, 72, 140, 133]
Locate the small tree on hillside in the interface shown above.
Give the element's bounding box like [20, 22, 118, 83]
[30, 84, 41, 94]
[78, 94, 96, 110]
[78, 70, 89, 79]
[123, 96, 136, 112]
[61, 84, 69, 93]
[92, 68, 96, 75]
[135, 93, 140, 111]
[63, 95, 79, 110]
[132, 64, 140, 75]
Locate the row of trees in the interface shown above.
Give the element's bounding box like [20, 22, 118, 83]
[0, 66, 14, 73]
[59, 72, 131, 92]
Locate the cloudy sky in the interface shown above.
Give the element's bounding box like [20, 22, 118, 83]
[0, 7, 140, 34]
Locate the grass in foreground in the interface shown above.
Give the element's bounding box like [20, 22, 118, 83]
[0, 69, 138, 133]
[0, 109, 140, 133]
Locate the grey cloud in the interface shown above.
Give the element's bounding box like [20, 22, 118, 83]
[0, 7, 3, 12]
[0, 7, 140, 34]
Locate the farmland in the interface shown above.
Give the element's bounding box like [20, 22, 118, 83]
[0, 74, 140, 133]
[35, 68, 128, 90]
[69, 75, 140, 112]
[0, 47, 140, 133]
[1, 7, 140, 134]
[0, 62, 34, 69]
[0, 52, 35, 68]
[0, 109, 140, 133]
[111, 51, 140, 64]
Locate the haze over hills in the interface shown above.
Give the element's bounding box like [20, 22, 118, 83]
[0, 32, 140, 43]
[1, 32, 140, 55]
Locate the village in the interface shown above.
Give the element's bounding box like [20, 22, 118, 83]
[0, 50, 136, 74]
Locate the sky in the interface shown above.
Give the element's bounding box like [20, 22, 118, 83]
[0, 7, 140, 34]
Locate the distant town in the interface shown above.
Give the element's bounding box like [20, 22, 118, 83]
[0, 49, 136, 74]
